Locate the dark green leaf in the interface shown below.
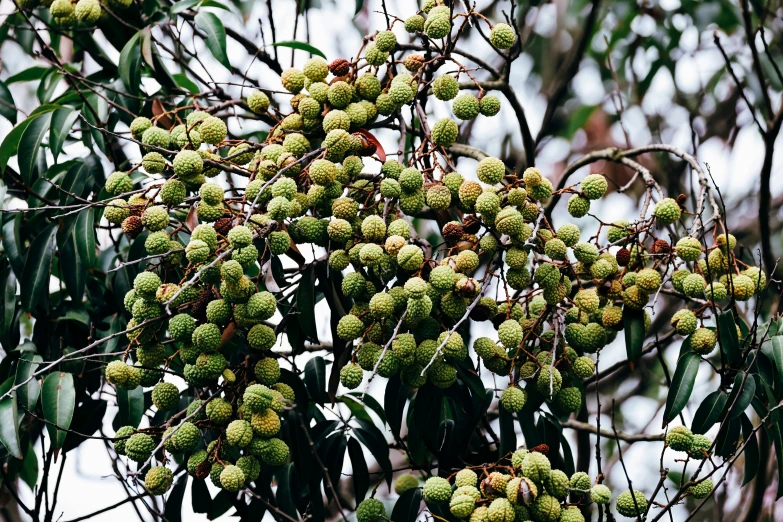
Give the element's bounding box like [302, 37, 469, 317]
[385, 375, 408, 438]
[17, 111, 53, 185]
[304, 356, 327, 405]
[0, 118, 33, 174]
[347, 437, 369, 502]
[42, 372, 75, 450]
[768, 410, 783, 499]
[717, 310, 741, 366]
[353, 422, 392, 487]
[354, 0, 363, 15]
[0, 79, 17, 124]
[348, 391, 387, 425]
[296, 265, 318, 341]
[20, 224, 57, 313]
[715, 416, 741, 458]
[391, 488, 422, 522]
[74, 208, 97, 268]
[272, 41, 327, 59]
[117, 385, 144, 428]
[1, 267, 18, 347]
[339, 395, 373, 422]
[119, 32, 142, 93]
[164, 473, 188, 522]
[498, 407, 517, 457]
[195, 12, 231, 70]
[14, 353, 42, 412]
[5, 67, 50, 84]
[623, 308, 645, 367]
[691, 390, 728, 434]
[0, 380, 22, 458]
[770, 337, 783, 389]
[740, 413, 759, 486]
[191, 476, 212, 513]
[725, 372, 756, 421]
[59, 228, 86, 302]
[663, 352, 700, 426]
[173, 73, 200, 94]
[275, 463, 298, 519]
[19, 441, 38, 491]
[49, 107, 79, 162]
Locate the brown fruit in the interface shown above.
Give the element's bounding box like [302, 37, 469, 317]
[329, 58, 350, 77]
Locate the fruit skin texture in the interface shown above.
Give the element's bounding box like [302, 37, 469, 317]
[676, 236, 702, 261]
[616, 490, 647, 518]
[433, 75, 460, 101]
[226, 419, 254, 447]
[691, 327, 717, 355]
[581, 174, 608, 199]
[654, 198, 681, 224]
[151, 382, 179, 410]
[521, 451, 551, 484]
[476, 157, 505, 185]
[530, 494, 560, 522]
[590, 484, 612, 504]
[340, 363, 363, 389]
[394, 473, 419, 494]
[455, 468, 478, 488]
[125, 433, 155, 462]
[689, 479, 714, 499]
[453, 94, 480, 120]
[670, 309, 697, 336]
[145, 466, 174, 495]
[423, 477, 452, 503]
[500, 386, 527, 412]
[220, 465, 246, 492]
[432, 118, 459, 146]
[490, 23, 516, 49]
[356, 498, 386, 522]
[665, 426, 693, 452]
[487, 498, 515, 522]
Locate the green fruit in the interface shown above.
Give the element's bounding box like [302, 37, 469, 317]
[340, 363, 364, 389]
[691, 327, 716, 354]
[364, 43, 389, 66]
[113, 426, 135, 455]
[455, 468, 478, 488]
[615, 490, 647, 518]
[226, 419, 254, 447]
[452, 94, 480, 120]
[432, 118, 459, 147]
[521, 451, 551, 483]
[423, 477, 452, 503]
[105, 171, 133, 195]
[248, 324, 277, 350]
[670, 309, 697, 336]
[567, 195, 590, 218]
[689, 478, 714, 499]
[688, 434, 713, 460]
[653, 198, 681, 225]
[356, 498, 386, 522]
[476, 157, 505, 185]
[490, 23, 515, 49]
[141, 206, 170, 231]
[219, 465, 245, 492]
[254, 357, 280, 385]
[125, 432, 155, 462]
[590, 484, 612, 504]
[581, 174, 607, 199]
[666, 425, 693, 452]
[479, 95, 501, 116]
[145, 466, 173, 495]
[433, 74, 460, 101]
[500, 386, 527, 412]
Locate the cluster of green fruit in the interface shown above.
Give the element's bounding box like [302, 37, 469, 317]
[357, 448, 620, 521]
[663, 426, 716, 500]
[18, 0, 130, 26]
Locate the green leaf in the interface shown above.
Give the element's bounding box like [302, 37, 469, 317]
[0, 106, 60, 174]
[691, 390, 728, 434]
[384, 375, 408, 439]
[347, 437, 369, 502]
[0, 79, 17, 124]
[272, 41, 327, 59]
[770, 337, 783, 389]
[296, 265, 318, 341]
[6, 67, 50, 84]
[19, 441, 38, 491]
[1, 267, 18, 346]
[164, 474, 188, 522]
[347, 391, 387, 425]
[353, 420, 393, 486]
[769, 410, 783, 499]
[14, 353, 42, 412]
[391, 488, 422, 522]
[304, 356, 327, 405]
[499, 407, 517, 457]
[49, 107, 79, 162]
[20, 224, 57, 313]
[623, 308, 645, 367]
[740, 413, 759, 486]
[2, 215, 24, 278]
[169, 0, 200, 13]
[195, 12, 231, 70]
[117, 386, 144, 428]
[59, 229, 86, 302]
[717, 310, 741, 366]
[74, 208, 97, 268]
[0, 380, 22, 458]
[119, 32, 142, 93]
[17, 111, 53, 185]
[275, 463, 298, 519]
[663, 351, 700, 426]
[41, 372, 75, 450]
[724, 372, 755, 421]
[172, 73, 200, 94]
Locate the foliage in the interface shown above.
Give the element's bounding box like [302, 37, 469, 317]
[0, 0, 782, 520]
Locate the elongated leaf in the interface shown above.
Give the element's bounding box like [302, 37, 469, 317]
[18, 111, 52, 185]
[1, 267, 18, 347]
[499, 407, 517, 457]
[117, 386, 144, 428]
[715, 416, 741, 458]
[195, 12, 231, 70]
[347, 437, 369, 502]
[191, 476, 211, 513]
[275, 463, 297, 519]
[272, 40, 327, 59]
[392, 487, 422, 521]
[740, 413, 759, 486]
[771, 337, 783, 389]
[623, 308, 645, 368]
[0, 383, 22, 458]
[691, 390, 728, 434]
[6, 66, 49, 84]
[725, 372, 756, 421]
[296, 265, 318, 341]
[0, 79, 17, 124]
[59, 228, 86, 302]
[74, 208, 97, 268]
[42, 372, 75, 450]
[173, 73, 200, 94]
[0, 118, 33, 173]
[385, 375, 408, 438]
[119, 32, 142, 93]
[663, 352, 700, 426]
[769, 410, 783, 499]
[19, 441, 38, 491]
[348, 391, 387, 425]
[717, 310, 741, 366]
[15, 353, 42, 412]
[164, 474, 188, 522]
[353, 422, 392, 486]
[304, 356, 327, 405]
[21, 224, 57, 312]
[49, 107, 79, 162]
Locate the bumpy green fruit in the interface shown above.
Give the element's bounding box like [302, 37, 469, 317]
[476, 157, 505, 185]
[616, 490, 647, 518]
[423, 477, 452, 503]
[688, 434, 713, 460]
[691, 327, 716, 354]
[113, 426, 135, 455]
[490, 23, 515, 49]
[653, 198, 681, 225]
[556, 387, 582, 413]
[125, 433, 155, 462]
[226, 419, 254, 447]
[450, 494, 476, 518]
[521, 451, 551, 483]
[479, 95, 501, 116]
[432, 118, 459, 146]
[433, 74, 460, 101]
[567, 195, 590, 218]
[666, 425, 693, 452]
[590, 484, 612, 504]
[530, 494, 560, 522]
[689, 478, 714, 499]
[151, 382, 179, 410]
[356, 498, 386, 522]
[145, 466, 173, 495]
[670, 309, 697, 336]
[248, 324, 276, 351]
[219, 465, 245, 492]
[500, 386, 527, 412]
[254, 357, 280, 385]
[452, 94, 480, 120]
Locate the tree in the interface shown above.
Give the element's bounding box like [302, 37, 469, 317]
[0, 0, 781, 520]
